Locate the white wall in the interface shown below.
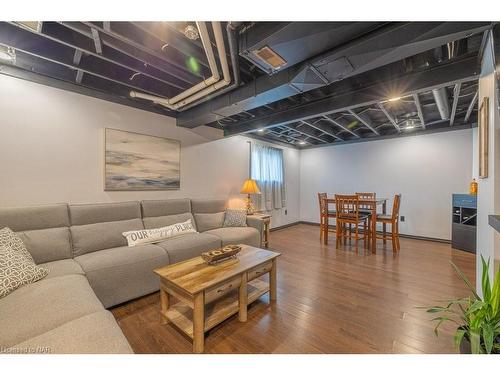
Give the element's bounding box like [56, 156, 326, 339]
[0, 74, 300, 228]
[300, 129, 473, 240]
[476, 32, 500, 289]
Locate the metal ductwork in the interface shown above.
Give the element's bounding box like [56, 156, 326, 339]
[432, 87, 450, 119]
[129, 21, 232, 110]
[178, 22, 492, 128]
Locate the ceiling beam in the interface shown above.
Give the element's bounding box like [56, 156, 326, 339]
[300, 120, 344, 141]
[223, 55, 479, 136]
[283, 124, 328, 143]
[449, 82, 462, 126]
[178, 22, 492, 128]
[0, 22, 179, 98]
[464, 91, 478, 123]
[412, 93, 426, 129]
[321, 115, 361, 138]
[91, 28, 102, 54]
[57, 22, 200, 85]
[376, 103, 400, 132]
[347, 110, 380, 135]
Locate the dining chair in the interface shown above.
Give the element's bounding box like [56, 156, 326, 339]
[318, 192, 336, 244]
[355, 192, 376, 215]
[376, 194, 401, 253]
[335, 194, 370, 251]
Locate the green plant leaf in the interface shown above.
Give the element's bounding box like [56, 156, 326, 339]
[470, 330, 482, 354]
[454, 328, 466, 349]
[481, 256, 491, 303]
[450, 261, 480, 300]
[483, 323, 494, 354]
[491, 267, 500, 315]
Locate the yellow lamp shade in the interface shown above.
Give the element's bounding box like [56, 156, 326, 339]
[240, 179, 261, 194]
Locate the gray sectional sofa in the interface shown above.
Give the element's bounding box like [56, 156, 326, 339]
[0, 198, 264, 354]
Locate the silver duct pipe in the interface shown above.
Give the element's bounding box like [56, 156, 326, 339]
[432, 87, 450, 120]
[130, 22, 230, 110]
[130, 22, 231, 110]
[177, 21, 241, 111]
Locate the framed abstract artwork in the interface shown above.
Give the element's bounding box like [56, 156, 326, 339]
[478, 97, 489, 179]
[104, 128, 180, 190]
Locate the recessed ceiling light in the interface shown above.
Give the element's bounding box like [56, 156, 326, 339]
[0, 46, 15, 63]
[299, 141, 306, 145]
[257, 128, 265, 133]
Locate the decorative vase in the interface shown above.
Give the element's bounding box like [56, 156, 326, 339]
[469, 179, 478, 195]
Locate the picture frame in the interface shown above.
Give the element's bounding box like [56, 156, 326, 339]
[104, 128, 181, 191]
[478, 97, 489, 179]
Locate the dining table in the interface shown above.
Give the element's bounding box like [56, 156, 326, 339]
[325, 196, 388, 253]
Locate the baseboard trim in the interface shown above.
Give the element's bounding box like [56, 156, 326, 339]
[295, 221, 451, 244]
[270, 221, 301, 232]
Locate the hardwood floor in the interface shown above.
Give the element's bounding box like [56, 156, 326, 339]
[111, 224, 475, 354]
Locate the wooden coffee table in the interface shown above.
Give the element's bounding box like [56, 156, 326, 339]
[154, 245, 280, 353]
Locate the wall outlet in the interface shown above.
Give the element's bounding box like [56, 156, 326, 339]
[400, 216, 405, 222]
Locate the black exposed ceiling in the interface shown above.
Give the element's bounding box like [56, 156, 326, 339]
[0, 21, 496, 148]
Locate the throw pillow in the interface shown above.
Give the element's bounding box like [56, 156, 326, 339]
[0, 245, 48, 298]
[223, 209, 248, 227]
[194, 212, 226, 232]
[123, 219, 197, 247]
[0, 227, 34, 263]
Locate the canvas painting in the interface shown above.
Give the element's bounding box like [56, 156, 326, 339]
[104, 128, 180, 190]
[478, 97, 489, 179]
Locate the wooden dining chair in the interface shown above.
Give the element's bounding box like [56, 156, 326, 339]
[355, 192, 376, 214]
[318, 193, 336, 244]
[376, 194, 401, 253]
[335, 194, 370, 251]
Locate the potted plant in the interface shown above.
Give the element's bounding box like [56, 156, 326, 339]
[424, 256, 500, 354]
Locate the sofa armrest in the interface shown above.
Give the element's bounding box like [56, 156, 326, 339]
[246, 216, 265, 246]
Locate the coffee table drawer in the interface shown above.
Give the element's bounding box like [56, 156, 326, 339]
[205, 276, 241, 304]
[247, 261, 272, 281]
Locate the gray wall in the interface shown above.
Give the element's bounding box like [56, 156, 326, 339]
[0, 74, 300, 229]
[299, 129, 473, 240]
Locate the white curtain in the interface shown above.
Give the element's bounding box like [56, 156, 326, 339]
[251, 143, 286, 211]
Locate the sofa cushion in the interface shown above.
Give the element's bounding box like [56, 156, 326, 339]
[194, 212, 225, 232]
[0, 203, 69, 232]
[204, 227, 261, 247]
[18, 227, 72, 264]
[156, 233, 221, 264]
[71, 218, 144, 256]
[0, 245, 48, 298]
[39, 259, 85, 279]
[69, 201, 141, 226]
[75, 244, 169, 308]
[141, 198, 191, 217]
[0, 274, 103, 348]
[191, 199, 227, 214]
[11, 311, 133, 354]
[143, 212, 196, 230]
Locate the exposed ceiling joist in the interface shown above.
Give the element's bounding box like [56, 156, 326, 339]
[347, 109, 380, 135]
[223, 55, 479, 136]
[464, 91, 478, 123]
[284, 124, 328, 143]
[322, 115, 361, 138]
[178, 22, 492, 128]
[301, 120, 344, 141]
[376, 103, 400, 132]
[449, 82, 462, 126]
[91, 28, 102, 54]
[412, 93, 426, 129]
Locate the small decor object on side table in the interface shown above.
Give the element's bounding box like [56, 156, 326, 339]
[240, 179, 261, 214]
[201, 245, 241, 265]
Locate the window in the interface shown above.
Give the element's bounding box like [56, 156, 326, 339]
[251, 143, 286, 211]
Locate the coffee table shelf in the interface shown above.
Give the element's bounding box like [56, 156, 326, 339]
[164, 278, 269, 339]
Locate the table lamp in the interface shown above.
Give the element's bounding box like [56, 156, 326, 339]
[240, 179, 261, 214]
